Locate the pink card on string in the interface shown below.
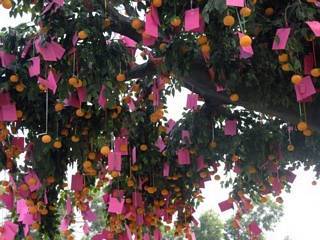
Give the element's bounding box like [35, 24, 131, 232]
[21, 40, 32, 59]
[294, 76, 316, 102]
[306, 21, 320, 37]
[155, 137, 166, 152]
[0, 50, 16, 69]
[0, 193, 14, 210]
[98, 85, 107, 108]
[304, 54, 314, 75]
[224, 120, 237, 136]
[0, 104, 17, 122]
[145, 13, 158, 38]
[194, 16, 205, 33]
[163, 162, 170, 177]
[2, 221, 18, 240]
[108, 197, 124, 214]
[121, 36, 137, 48]
[66, 197, 72, 215]
[77, 87, 87, 103]
[115, 137, 128, 155]
[83, 208, 97, 222]
[218, 199, 233, 212]
[28, 56, 41, 77]
[151, 5, 160, 25]
[185, 8, 200, 32]
[226, 0, 244, 7]
[166, 119, 176, 133]
[181, 130, 191, 143]
[108, 152, 122, 171]
[0, 92, 11, 106]
[71, 173, 84, 192]
[143, 35, 156, 46]
[272, 28, 291, 50]
[177, 148, 191, 165]
[196, 155, 208, 171]
[47, 70, 57, 94]
[12, 137, 24, 152]
[154, 229, 162, 240]
[132, 191, 143, 207]
[248, 221, 262, 236]
[186, 93, 198, 109]
[65, 92, 80, 108]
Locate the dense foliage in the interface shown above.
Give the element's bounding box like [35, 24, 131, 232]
[0, 0, 319, 239]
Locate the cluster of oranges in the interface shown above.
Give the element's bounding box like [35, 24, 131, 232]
[9, 74, 26, 93]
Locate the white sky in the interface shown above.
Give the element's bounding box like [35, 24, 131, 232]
[1, 7, 320, 240]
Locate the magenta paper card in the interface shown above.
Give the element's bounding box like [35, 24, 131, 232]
[121, 36, 137, 48]
[71, 173, 84, 191]
[108, 152, 122, 171]
[186, 93, 198, 110]
[294, 76, 316, 102]
[185, 8, 200, 31]
[0, 104, 17, 122]
[163, 162, 170, 177]
[306, 21, 320, 36]
[304, 53, 314, 75]
[145, 13, 158, 38]
[28, 56, 41, 77]
[196, 155, 208, 171]
[108, 197, 124, 214]
[218, 199, 233, 212]
[224, 120, 237, 136]
[272, 28, 291, 50]
[0, 92, 11, 106]
[166, 119, 176, 133]
[155, 137, 166, 152]
[98, 85, 107, 108]
[248, 221, 262, 235]
[226, 0, 244, 7]
[177, 148, 191, 165]
[77, 87, 87, 103]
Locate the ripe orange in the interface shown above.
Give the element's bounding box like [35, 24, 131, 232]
[265, 7, 274, 16]
[240, 7, 252, 17]
[53, 140, 62, 149]
[2, 0, 13, 9]
[116, 73, 126, 81]
[131, 18, 143, 30]
[311, 68, 320, 77]
[200, 44, 211, 54]
[239, 35, 252, 47]
[230, 93, 239, 102]
[9, 74, 19, 83]
[170, 16, 181, 27]
[100, 145, 110, 156]
[278, 53, 289, 63]
[78, 30, 88, 40]
[223, 15, 235, 27]
[297, 121, 308, 131]
[41, 134, 52, 144]
[140, 144, 148, 151]
[54, 102, 64, 112]
[152, 0, 162, 7]
[291, 74, 302, 85]
[197, 35, 208, 45]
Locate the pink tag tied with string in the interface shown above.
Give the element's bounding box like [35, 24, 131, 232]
[108, 152, 122, 171]
[248, 221, 262, 236]
[28, 56, 41, 77]
[185, 8, 200, 32]
[186, 93, 198, 110]
[272, 28, 291, 50]
[177, 148, 191, 165]
[304, 54, 314, 75]
[224, 120, 237, 136]
[71, 173, 84, 192]
[108, 197, 124, 214]
[294, 76, 316, 102]
[226, 0, 245, 7]
[306, 21, 320, 37]
[98, 85, 107, 108]
[218, 199, 234, 212]
[145, 12, 158, 38]
[0, 104, 17, 122]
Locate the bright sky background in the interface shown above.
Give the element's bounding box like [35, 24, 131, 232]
[1, 7, 320, 240]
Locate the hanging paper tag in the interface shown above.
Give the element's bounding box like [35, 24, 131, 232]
[185, 8, 200, 31]
[272, 28, 291, 50]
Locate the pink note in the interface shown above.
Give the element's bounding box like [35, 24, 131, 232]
[114, 137, 128, 155]
[59, 218, 70, 232]
[143, 233, 150, 240]
[47, 70, 58, 94]
[21, 40, 32, 59]
[306, 21, 320, 37]
[108, 197, 124, 214]
[0, 92, 11, 106]
[0, 51, 16, 69]
[177, 148, 191, 165]
[185, 8, 200, 31]
[0, 104, 17, 122]
[145, 12, 158, 38]
[64, 92, 80, 108]
[121, 36, 137, 48]
[72, 32, 78, 46]
[224, 120, 237, 136]
[83, 222, 90, 235]
[132, 147, 137, 164]
[128, 98, 136, 111]
[28, 56, 41, 77]
[181, 130, 191, 143]
[216, 84, 225, 92]
[108, 152, 122, 171]
[77, 87, 87, 103]
[155, 137, 166, 152]
[304, 54, 314, 75]
[272, 28, 291, 50]
[239, 32, 253, 59]
[151, 6, 160, 26]
[71, 173, 84, 192]
[186, 93, 198, 110]
[12, 137, 24, 152]
[163, 162, 170, 177]
[271, 177, 282, 195]
[98, 85, 107, 108]
[226, 0, 244, 7]
[154, 229, 162, 240]
[1, 221, 19, 240]
[166, 119, 176, 133]
[125, 225, 132, 240]
[132, 191, 143, 208]
[83, 208, 97, 222]
[218, 199, 233, 212]
[66, 197, 72, 215]
[248, 221, 262, 236]
[143, 35, 156, 46]
[0, 193, 14, 210]
[294, 76, 316, 102]
[196, 156, 208, 171]
[35, 39, 65, 61]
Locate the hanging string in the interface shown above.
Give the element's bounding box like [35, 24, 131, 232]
[312, 40, 317, 67]
[288, 126, 292, 144]
[235, 8, 244, 33]
[212, 117, 215, 141]
[303, 102, 307, 123]
[298, 102, 302, 119]
[190, 0, 193, 8]
[45, 85, 49, 134]
[73, 52, 76, 76]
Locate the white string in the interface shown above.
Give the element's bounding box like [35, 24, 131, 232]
[45, 90, 49, 134]
[235, 9, 244, 33]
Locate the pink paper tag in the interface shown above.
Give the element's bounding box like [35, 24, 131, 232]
[121, 36, 137, 48]
[248, 221, 262, 236]
[83, 222, 90, 235]
[0, 50, 16, 69]
[304, 54, 314, 75]
[143, 35, 157, 46]
[0, 92, 11, 106]
[21, 40, 32, 59]
[66, 197, 72, 215]
[2, 221, 19, 240]
[108, 152, 122, 171]
[145, 12, 158, 38]
[24, 172, 42, 192]
[47, 70, 58, 94]
[166, 119, 176, 133]
[177, 148, 191, 165]
[114, 137, 128, 155]
[294, 76, 316, 102]
[28, 56, 41, 77]
[196, 156, 208, 171]
[77, 87, 87, 103]
[163, 162, 170, 177]
[306, 21, 320, 37]
[226, 0, 244, 7]
[98, 85, 107, 108]
[181, 130, 191, 143]
[185, 8, 200, 32]
[108, 197, 124, 214]
[272, 28, 291, 50]
[155, 137, 166, 152]
[186, 93, 198, 110]
[218, 199, 233, 212]
[153, 229, 162, 240]
[224, 120, 237, 136]
[0, 104, 17, 122]
[71, 173, 84, 192]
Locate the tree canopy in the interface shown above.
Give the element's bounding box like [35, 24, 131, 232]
[0, 0, 319, 239]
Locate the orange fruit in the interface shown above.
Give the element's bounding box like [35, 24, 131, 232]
[2, 0, 13, 9]
[197, 35, 208, 45]
[152, 0, 162, 7]
[53, 140, 62, 149]
[15, 83, 25, 92]
[265, 7, 274, 16]
[214, 175, 221, 181]
[78, 30, 88, 40]
[230, 93, 239, 102]
[100, 145, 110, 156]
[240, 7, 252, 17]
[159, 43, 167, 51]
[104, 18, 111, 28]
[291, 74, 302, 85]
[140, 144, 148, 151]
[281, 63, 291, 72]
[131, 18, 143, 30]
[239, 35, 252, 47]
[54, 102, 64, 112]
[116, 73, 126, 82]
[41, 134, 52, 144]
[170, 16, 181, 27]
[311, 68, 320, 78]
[68, 76, 78, 86]
[297, 121, 308, 131]
[278, 53, 289, 63]
[71, 135, 80, 142]
[9, 74, 19, 83]
[16, 110, 23, 119]
[88, 152, 96, 160]
[200, 44, 211, 54]
[303, 128, 312, 137]
[75, 108, 85, 117]
[287, 144, 294, 152]
[223, 15, 235, 27]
